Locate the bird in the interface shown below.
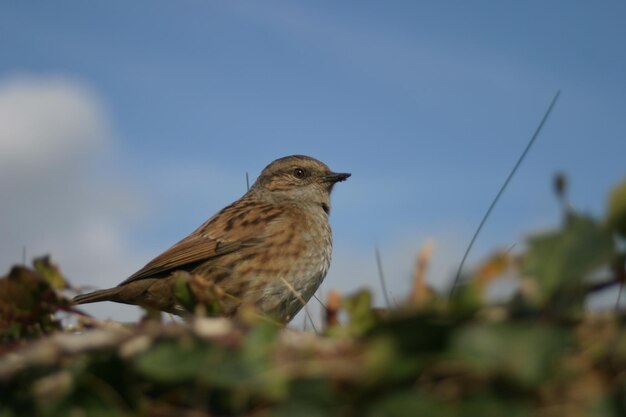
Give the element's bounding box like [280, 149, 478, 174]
[73, 155, 350, 322]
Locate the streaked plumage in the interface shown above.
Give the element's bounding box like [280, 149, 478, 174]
[73, 155, 349, 322]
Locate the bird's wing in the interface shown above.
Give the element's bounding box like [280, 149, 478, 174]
[119, 199, 287, 285]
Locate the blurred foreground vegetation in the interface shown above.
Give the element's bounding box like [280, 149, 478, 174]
[1, 177, 626, 417]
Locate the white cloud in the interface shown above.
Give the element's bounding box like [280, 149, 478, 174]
[0, 76, 108, 172]
[0, 75, 145, 321]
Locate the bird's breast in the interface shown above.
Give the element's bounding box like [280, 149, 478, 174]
[272, 205, 332, 319]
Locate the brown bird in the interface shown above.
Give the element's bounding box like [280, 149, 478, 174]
[73, 155, 350, 322]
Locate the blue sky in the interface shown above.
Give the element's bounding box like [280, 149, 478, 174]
[1, 1, 625, 321]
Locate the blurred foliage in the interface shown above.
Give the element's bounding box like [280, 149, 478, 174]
[1, 179, 626, 417]
[608, 179, 626, 237]
[0, 256, 72, 346]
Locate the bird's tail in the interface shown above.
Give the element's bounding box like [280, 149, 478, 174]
[73, 288, 121, 305]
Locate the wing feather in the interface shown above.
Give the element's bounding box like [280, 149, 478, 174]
[119, 199, 284, 285]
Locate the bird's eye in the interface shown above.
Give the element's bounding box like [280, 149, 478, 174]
[293, 168, 306, 179]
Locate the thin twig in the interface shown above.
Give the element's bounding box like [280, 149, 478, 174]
[449, 90, 561, 297]
[375, 246, 391, 308]
[312, 294, 327, 311]
[246, 172, 250, 191]
[506, 242, 517, 254]
[280, 277, 318, 333]
[301, 306, 318, 333]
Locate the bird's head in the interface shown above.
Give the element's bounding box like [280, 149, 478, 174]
[251, 155, 350, 214]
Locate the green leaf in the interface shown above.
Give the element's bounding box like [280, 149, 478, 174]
[33, 256, 68, 289]
[134, 330, 283, 399]
[199, 329, 282, 395]
[0, 265, 66, 338]
[367, 392, 454, 417]
[449, 281, 483, 315]
[243, 320, 280, 359]
[369, 312, 453, 355]
[523, 214, 614, 304]
[364, 313, 455, 382]
[606, 179, 626, 237]
[370, 393, 531, 417]
[342, 290, 377, 336]
[134, 338, 206, 382]
[273, 379, 337, 417]
[172, 272, 195, 313]
[448, 323, 568, 387]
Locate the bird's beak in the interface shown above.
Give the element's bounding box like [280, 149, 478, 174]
[324, 172, 351, 183]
